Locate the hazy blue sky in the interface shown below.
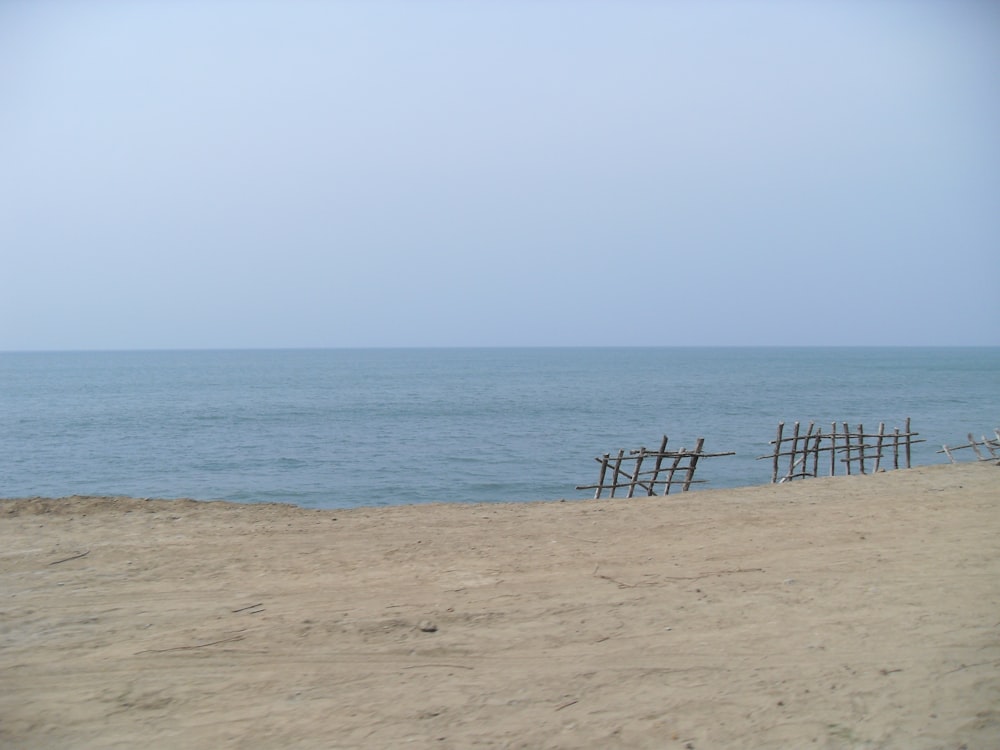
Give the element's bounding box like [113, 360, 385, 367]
[2, 1, 998, 350]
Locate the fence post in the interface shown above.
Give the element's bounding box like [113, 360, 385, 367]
[609, 449, 625, 498]
[905, 417, 912, 468]
[843, 422, 852, 475]
[804, 422, 817, 478]
[857, 423, 866, 474]
[787, 422, 801, 482]
[594, 454, 610, 499]
[683, 438, 705, 491]
[771, 422, 784, 484]
[809, 426, 822, 478]
[649, 435, 669, 495]
[829, 422, 838, 476]
[628, 449, 646, 498]
[873, 422, 885, 473]
[664, 449, 686, 496]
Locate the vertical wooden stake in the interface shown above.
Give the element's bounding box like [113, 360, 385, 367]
[787, 422, 801, 482]
[843, 422, 852, 475]
[595, 454, 610, 499]
[628, 449, 646, 498]
[771, 422, 784, 484]
[983, 434, 999, 459]
[857, 423, 866, 475]
[683, 438, 705, 491]
[609, 449, 625, 498]
[650, 435, 668, 496]
[665, 449, 686, 496]
[905, 417, 912, 468]
[804, 422, 816, 478]
[968, 433, 986, 460]
[830, 422, 838, 476]
[873, 422, 885, 473]
[809, 426, 821, 478]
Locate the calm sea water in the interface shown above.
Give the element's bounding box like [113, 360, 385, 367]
[1, 348, 997, 509]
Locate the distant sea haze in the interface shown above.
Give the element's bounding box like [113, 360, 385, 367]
[1, 348, 997, 509]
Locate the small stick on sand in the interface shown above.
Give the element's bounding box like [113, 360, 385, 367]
[48, 550, 89, 565]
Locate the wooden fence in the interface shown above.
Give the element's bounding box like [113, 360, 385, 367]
[757, 419, 923, 483]
[938, 430, 1000, 465]
[577, 435, 735, 498]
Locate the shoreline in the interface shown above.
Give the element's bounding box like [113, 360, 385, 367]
[3, 463, 998, 749]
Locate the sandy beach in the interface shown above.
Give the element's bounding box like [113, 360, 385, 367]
[2, 463, 998, 749]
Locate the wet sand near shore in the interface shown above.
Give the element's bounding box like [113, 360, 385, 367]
[2, 463, 998, 749]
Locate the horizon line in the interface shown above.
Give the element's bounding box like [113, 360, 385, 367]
[3, 344, 998, 355]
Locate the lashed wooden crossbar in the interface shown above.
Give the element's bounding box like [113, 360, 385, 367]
[577, 435, 735, 498]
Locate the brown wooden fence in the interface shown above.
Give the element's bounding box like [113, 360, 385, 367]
[757, 419, 923, 483]
[577, 435, 735, 498]
[938, 430, 1000, 465]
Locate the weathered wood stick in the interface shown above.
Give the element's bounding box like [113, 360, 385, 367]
[858, 423, 867, 474]
[664, 448, 686, 496]
[786, 421, 801, 483]
[594, 454, 609, 499]
[771, 422, 784, 483]
[800, 422, 814, 476]
[49, 550, 90, 565]
[873, 422, 885, 473]
[649, 435, 669, 495]
[968, 433, 986, 460]
[843, 422, 852, 475]
[905, 417, 912, 468]
[136, 634, 246, 654]
[829, 422, 838, 476]
[609, 449, 625, 498]
[628, 449, 645, 498]
[983, 435, 999, 459]
[683, 437, 705, 491]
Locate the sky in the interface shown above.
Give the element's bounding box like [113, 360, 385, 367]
[1, 1, 998, 350]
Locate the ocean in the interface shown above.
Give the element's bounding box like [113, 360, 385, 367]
[0, 347, 996, 509]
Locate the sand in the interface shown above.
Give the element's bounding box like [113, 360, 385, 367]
[1, 463, 998, 749]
